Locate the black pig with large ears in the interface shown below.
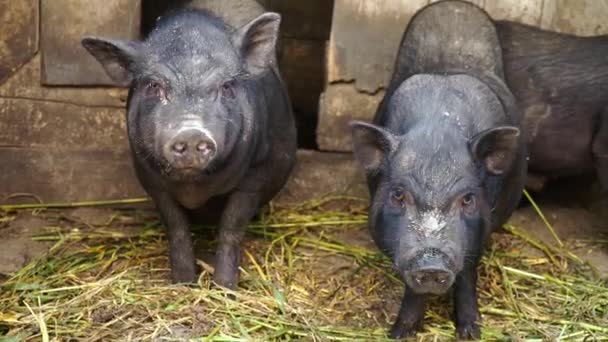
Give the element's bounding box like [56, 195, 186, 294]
[350, 1, 527, 339]
[82, 8, 296, 289]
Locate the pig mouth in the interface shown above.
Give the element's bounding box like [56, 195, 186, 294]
[161, 161, 219, 181]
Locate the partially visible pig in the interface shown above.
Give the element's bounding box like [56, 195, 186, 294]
[82, 8, 296, 288]
[350, 1, 526, 339]
[496, 21, 608, 193]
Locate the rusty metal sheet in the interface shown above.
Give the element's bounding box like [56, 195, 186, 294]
[41, 0, 141, 85]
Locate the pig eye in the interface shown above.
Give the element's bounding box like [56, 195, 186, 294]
[461, 193, 477, 214]
[220, 80, 236, 99]
[390, 187, 412, 208]
[145, 80, 165, 100]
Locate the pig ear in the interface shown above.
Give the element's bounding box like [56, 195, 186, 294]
[232, 12, 281, 76]
[81, 37, 141, 87]
[350, 121, 397, 174]
[471, 126, 520, 175]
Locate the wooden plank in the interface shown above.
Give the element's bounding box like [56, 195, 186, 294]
[541, 0, 608, 35]
[327, 0, 429, 93]
[0, 98, 127, 150]
[41, 0, 141, 85]
[484, 0, 542, 26]
[0, 54, 127, 108]
[0, 148, 366, 206]
[0, 0, 38, 85]
[0, 147, 145, 203]
[317, 84, 384, 152]
[275, 150, 367, 204]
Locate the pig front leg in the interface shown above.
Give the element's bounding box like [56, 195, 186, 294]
[155, 193, 198, 283]
[453, 262, 481, 340]
[593, 108, 608, 193]
[390, 287, 427, 339]
[214, 191, 260, 289]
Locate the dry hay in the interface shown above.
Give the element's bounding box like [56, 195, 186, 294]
[0, 194, 606, 341]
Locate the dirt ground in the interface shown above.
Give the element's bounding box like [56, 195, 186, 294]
[0, 186, 606, 340]
[1, 191, 607, 281]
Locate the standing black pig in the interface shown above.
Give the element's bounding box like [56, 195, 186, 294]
[350, 1, 526, 339]
[496, 21, 608, 193]
[81, 8, 296, 288]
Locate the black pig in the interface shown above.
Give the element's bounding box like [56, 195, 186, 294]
[350, 1, 526, 339]
[496, 21, 608, 193]
[82, 8, 296, 288]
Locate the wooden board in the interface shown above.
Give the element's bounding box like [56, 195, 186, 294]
[484, 0, 543, 26]
[541, 0, 608, 35]
[41, 0, 141, 85]
[326, 0, 428, 93]
[0, 147, 145, 203]
[0, 55, 127, 108]
[0, 0, 38, 85]
[0, 147, 365, 206]
[0, 99, 127, 150]
[317, 84, 383, 152]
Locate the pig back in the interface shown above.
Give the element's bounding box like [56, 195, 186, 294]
[395, 0, 503, 82]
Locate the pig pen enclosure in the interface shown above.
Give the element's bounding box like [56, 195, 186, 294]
[0, 0, 607, 341]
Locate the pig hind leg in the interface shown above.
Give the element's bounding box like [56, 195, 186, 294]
[593, 108, 608, 193]
[213, 191, 261, 289]
[390, 288, 427, 338]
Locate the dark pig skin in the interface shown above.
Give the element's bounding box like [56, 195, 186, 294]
[81, 8, 296, 289]
[496, 21, 608, 192]
[350, 1, 526, 339]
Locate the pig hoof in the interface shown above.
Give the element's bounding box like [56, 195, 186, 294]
[213, 272, 238, 290]
[171, 271, 197, 284]
[389, 321, 421, 339]
[456, 322, 481, 340]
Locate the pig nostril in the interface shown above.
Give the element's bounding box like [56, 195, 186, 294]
[197, 142, 214, 156]
[172, 142, 186, 154]
[432, 271, 451, 284]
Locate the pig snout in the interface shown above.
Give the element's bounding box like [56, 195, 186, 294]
[163, 128, 217, 171]
[401, 248, 456, 295]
